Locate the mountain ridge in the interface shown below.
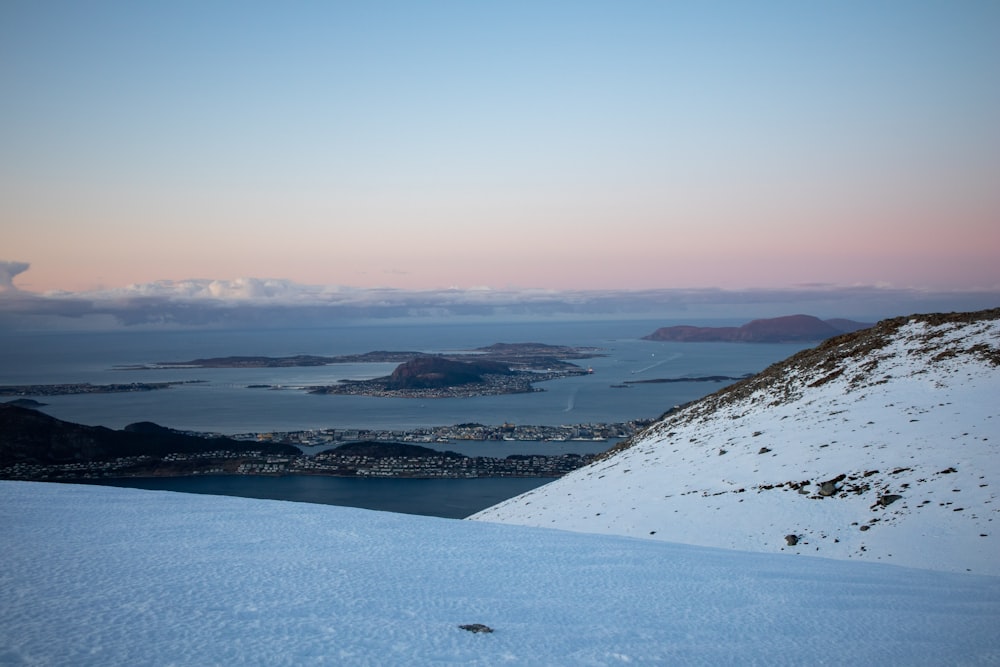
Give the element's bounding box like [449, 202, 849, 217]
[472, 308, 1000, 574]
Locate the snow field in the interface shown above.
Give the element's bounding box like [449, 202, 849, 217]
[2, 481, 1000, 666]
[472, 315, 1000, 574]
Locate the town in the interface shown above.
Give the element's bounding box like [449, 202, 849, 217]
[230, 420, 651, 446]
[0, 420, 652, 482]
[2, 446, 600, 481]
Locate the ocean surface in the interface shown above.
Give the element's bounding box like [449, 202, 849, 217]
[2, 319, 813, 516]
[81, 475, 555, 519]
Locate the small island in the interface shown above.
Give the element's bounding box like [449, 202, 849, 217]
[0, 381, 202, 398]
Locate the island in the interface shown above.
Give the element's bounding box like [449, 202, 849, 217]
[118, 342, 603, 398]
[118, 342, 601, 370]
[643, 314, 872, 343]
[0, 381, 202, 397]
[308, 355, 580, 398]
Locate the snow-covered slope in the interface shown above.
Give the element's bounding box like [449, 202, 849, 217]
[2, 481, 1000, 666]
[472, 309, 1000, 575]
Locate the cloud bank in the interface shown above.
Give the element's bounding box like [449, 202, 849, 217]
[1, 269, 998, 331]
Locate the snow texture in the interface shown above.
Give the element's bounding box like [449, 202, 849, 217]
[2, 480, 1000, 666]
[473, 312, 1000, 575]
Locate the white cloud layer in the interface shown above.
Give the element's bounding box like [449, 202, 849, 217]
[1, 268, 998, 330]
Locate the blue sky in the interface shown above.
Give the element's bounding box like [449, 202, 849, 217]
[2, 1, 998, 293]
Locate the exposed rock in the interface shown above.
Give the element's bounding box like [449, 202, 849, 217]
[878, 494, 903, 507]
[817, 474, 847, 497]
[459, 624, 494, 633]
[785, 534, 799, 546]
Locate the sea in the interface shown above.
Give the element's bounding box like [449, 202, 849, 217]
[1, 319, 813, 517]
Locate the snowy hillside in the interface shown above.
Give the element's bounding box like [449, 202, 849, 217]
[2, 481, 1000, 666]
[473, 309, 1000, 575]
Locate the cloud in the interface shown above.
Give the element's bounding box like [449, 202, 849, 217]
[0, 261, 30, 292]
[1, 273, 998, 331]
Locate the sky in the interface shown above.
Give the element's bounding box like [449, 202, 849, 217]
[2, 1, 998, 297]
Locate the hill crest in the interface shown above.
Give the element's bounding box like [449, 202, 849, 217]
[472, 308, 1000, 574]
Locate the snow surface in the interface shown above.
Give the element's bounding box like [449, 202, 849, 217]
[472, 314, 1000, 575]
[2, 480, 1000, 666]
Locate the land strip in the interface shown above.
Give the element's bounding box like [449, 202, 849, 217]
[0, 381, 202, 397]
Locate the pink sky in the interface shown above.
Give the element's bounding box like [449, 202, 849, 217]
[3, 2, 998, 295]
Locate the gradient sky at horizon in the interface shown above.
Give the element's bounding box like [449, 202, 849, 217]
[2, 1, 998, 294]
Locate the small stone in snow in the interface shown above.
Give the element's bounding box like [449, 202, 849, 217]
[459, 624, 494, 633]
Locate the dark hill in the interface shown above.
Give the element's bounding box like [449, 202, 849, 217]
[643, 315, 872, 343]
[386, 356, 513, 390]
[0, 404, 298, 466]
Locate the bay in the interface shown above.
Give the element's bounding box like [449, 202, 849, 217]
[80, 475, 554, 519]
[0, 319, 812, 434]
[3, 319, 814, 514]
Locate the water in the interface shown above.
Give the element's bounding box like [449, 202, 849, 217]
[81, 475, 551, 519]
[2, 319, 814, 515]
[0, 319, 810, 433]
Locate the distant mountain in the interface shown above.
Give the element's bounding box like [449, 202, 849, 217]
[0, 405, 298, 466]
[643, 314, 872, 342]
[473, 308, 1000, 574]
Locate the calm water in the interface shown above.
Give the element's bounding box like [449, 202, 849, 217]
[0, 320, 811, 433]
[3, 320, 813, 515]
[81, 475, 553, 519]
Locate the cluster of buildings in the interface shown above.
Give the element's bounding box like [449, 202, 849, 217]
[305, 451, 595, 478]
[236, 420, 651, 447]
[2, 449, 597, 481]
[1, 455, 157, 480]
